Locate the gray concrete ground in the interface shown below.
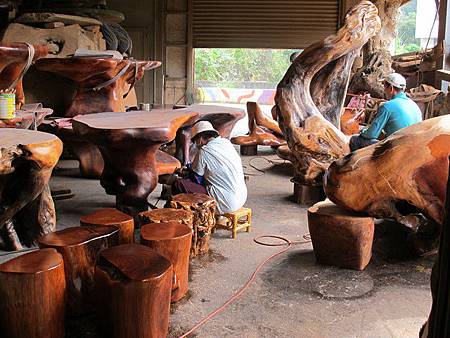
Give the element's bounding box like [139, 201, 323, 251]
[0, 148, 433, 338]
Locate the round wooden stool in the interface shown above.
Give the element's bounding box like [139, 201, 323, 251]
[80, 208, 135, 244]
[95, 243, 173, 338]
[37, 226, 119, 315]
[0, 248, 66, 338]
[138, 207, 193, 228]
[168, 193, 216, 257]
[140, 221, 192, 302]
[307, 200, 375, 270]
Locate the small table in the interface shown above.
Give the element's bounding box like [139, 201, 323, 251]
[0, 105, 53, 129]
[35, 56, 161, 117]
[0, 129, 63, 250]
[72, 110, 198, 210]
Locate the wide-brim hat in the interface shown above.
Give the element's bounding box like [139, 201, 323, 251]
[191, 121, 219, 141]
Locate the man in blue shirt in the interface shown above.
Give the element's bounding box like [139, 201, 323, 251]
[349, 73, 422, 151]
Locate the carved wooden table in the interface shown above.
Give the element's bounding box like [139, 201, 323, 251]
[168, 193, 216, 257]
[172, 104, 245, 164]
[0, 129, 62, 251]
[35, 57, 161, 117]
[140, 221, 192, 302]
[95, 243, 173, 338]
[0, 248, 66, 338]
[0, 105, 53, 129]
[0, 43, 49, 108]
[37, 225, 119, 315]
[72, 110, 198, 210]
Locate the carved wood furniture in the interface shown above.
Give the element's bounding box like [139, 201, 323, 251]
[0, 248, 66, 338]
[232, 101, 286, 156]
[274, 1, 381, 186]
[72, 110, 198, 210]
[168, 104, 245, 165]
[37, 225, 119, 315]
[80, 208, 134, 244]
[138, 207, 193, 228]
[325, 116, 450, 230]
[35, 57, 161, 117]
[140, 221, 192, 302]
[95, 243, 173, 338]
[0, 43, 49, 108]
[307, 200, 375, 270]
[0, 106, 53, 129]
[0, 129, 63, 251]
[168, 193, 216, 257]
[216, 207, 252, 239]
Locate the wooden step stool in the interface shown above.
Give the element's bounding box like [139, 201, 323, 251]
[0, 249, 66, 338]
[217, 207, 252, 239]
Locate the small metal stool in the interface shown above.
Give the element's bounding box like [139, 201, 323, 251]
[217, 207, 252, 239]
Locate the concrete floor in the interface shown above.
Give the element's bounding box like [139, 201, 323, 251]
[0, 148, 434, 338]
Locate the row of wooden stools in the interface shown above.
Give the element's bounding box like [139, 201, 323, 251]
[0, 193, 216, 338]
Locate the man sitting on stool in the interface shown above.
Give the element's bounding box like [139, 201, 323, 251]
[171, 121, 247, 214]
[349, 73, 422, 152]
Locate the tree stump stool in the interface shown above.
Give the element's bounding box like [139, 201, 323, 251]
[140, 221, 192, 302]
[168, 193, 216, 257]
[0, 248, 66, 338]
[95, 243, 173, 338]
[138, 207, 193, 228]
[37, 226, 119, 315]
[307, 200, 375, 270]
[80, 208, 134, 244]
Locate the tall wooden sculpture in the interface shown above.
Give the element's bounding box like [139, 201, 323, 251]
[274, 1, 381, 186]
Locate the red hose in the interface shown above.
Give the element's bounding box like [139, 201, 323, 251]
[178, 234, 311, 338]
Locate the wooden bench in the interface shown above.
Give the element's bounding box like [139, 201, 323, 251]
[140, 221, 192, 302]
[0, 248, 66, 338]
[95, 243, 173, 338]
[216, 207, 252, 239]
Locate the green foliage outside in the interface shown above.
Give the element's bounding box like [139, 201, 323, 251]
[194, 48, 299, 88]
[394, 0, 421, 55]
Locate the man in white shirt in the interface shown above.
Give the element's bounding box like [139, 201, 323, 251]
[171, 121, 247, 214]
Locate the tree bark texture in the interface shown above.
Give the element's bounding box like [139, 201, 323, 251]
[138, 207, 193, 228]
[275, 1, 381, 185]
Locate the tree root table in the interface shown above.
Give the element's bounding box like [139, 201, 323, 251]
[0, 129, 63, 251]
[72, 110, 198, 211]
[35, 56, 161, 117]
[0, 104, 53, 129]
[0, 43, 49, 108]
[138, 207, 193, 228]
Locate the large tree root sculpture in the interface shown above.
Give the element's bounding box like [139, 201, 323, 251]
[0, 129, 63, 250]
[325, 116, 450, 229]
[275, 1, 381, 186]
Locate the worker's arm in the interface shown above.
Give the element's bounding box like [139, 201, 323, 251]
[360, 104, 390, 139]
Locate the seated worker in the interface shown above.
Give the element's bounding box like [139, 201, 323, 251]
[349, 73, 422, 151]
[171, 121, 247, 214]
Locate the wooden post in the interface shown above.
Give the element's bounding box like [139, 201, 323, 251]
[95, 244, 173, 338]
[168, 193, 216, 257]
[80, 208, 135, 244]
[293, 182, 326, 206]
[307, 200, 375, 270]
[0, 248, 66, 338]
[37, 226, 119, 315]
[240, 144, 258, 156]
[140, 221, 192, 302]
